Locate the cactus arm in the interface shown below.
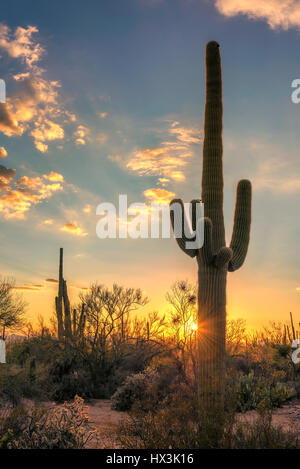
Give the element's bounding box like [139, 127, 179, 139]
[214, 246, 233, 269]
[190, 199, 202, 231]
[228, 179, 252, 272]
[170, 199, 198, 258]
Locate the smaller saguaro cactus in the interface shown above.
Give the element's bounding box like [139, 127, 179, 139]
[55, 248, 75, 340]
[71, 304, 86, 339]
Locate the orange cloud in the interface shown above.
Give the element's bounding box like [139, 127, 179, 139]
[31, 119, 64, 150]
[74, 125, 90, 145]
[0, 147, 7, 159]
[42, 219, 54, 225]
[0, 24, 44, 68]
[0, 165, 16, 190]
[144, 188, 175, 204]
[43, 171, 64, 182]
[83, 204, 92, 213]
[61, 222, 88, 237]
[0, 24, 84, 153]
[214, 0, 300, 30]
[0, 168, 63, 219]
[126, 121, 201, 182]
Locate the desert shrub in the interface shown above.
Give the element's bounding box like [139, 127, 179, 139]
[0, 396, 95, 449]
[227, 371, 295, 412]
[111, 354, 187, 412]
[111, 368, 158, 411]
[116, 393, 299, 449]
[0, 363, 49, 405]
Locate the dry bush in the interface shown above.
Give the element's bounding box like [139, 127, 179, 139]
[0, 395, 95, 449]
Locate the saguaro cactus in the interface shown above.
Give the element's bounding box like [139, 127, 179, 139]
[55, 248, 72, 339]
[170, 41, 252, 408]
[55, 248, 64, 339]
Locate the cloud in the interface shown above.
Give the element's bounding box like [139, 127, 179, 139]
[61, 222, 88, 237]
[0, 24, 44, 68]
[108, 154, 122, 163]
[96, 133, 108, 143]
[42, 219, 54, 225]
[0, 102, 22, 136]
[0, 147, 7, 159]
[83, 204, 92, 213]
[13, 283, 44, 291]
[0, 165, 16, 190]
[0, 169, 63, 219]
[144, 188, 175, 203]
[231, 138, 300, 194]
[214, 0, 300, 30]
[31, 119, 64, 151]
[0, 24, 86, 152]
[74, 125, 89, 145]
[98, 112, 108, 118]
[43, 171, 64, 182]
[126, 120, 201, 182]
[45, 278, 58, 283]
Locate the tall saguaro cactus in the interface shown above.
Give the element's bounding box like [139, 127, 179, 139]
[170, 41, 252, 408]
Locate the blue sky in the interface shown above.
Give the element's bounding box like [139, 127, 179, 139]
[1, 0, 300, 328]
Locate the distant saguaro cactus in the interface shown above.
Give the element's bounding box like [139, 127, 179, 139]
[170, 41, 252, 408]
[55, 248, 73, 339]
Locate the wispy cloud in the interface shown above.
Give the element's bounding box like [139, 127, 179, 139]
[0, 168, 64, 219]
[228, 137, 300, 193]
[45, 278, 58, 283]
[74, 125, 89, 145]
[143, 188, 175, 203]
[43, 172, 64, 182]
[60, 222, 88, 237]
[83, 204, 92, 213]
[126, 120, 201, 182]
[42, 219, 54, 225]
[0, 23, 83, 153]
[13, 283, 45, 291]
[214, 0, 300, 31]
[0, 24, 44, 67]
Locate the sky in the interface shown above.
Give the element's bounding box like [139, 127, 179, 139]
[1, 0, 300, 329]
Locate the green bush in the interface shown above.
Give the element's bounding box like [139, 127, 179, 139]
[227, 371, 295, 412]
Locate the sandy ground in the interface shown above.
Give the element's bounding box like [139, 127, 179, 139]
[84, 399, 125, 448]
[2, 398, 300, 448]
